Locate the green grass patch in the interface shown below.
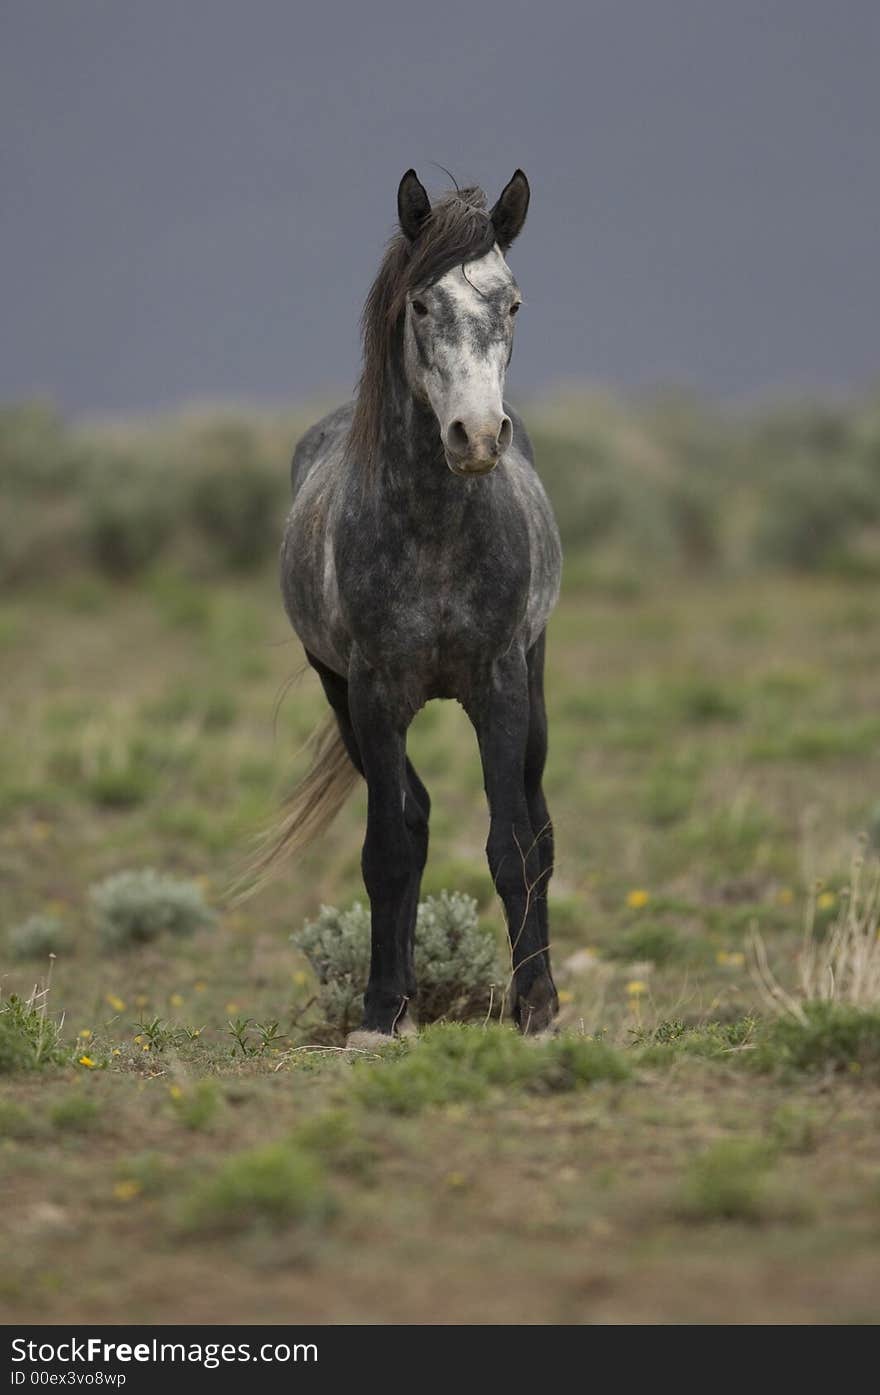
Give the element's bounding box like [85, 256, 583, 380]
[749, 718, 880, 762]
[353, 1024, 630, 1116]
[50, 1094, 101, 1133]
[605, 922, 690, 965]
[634, 1017, 758, 1065]
[676, 1139, 776, 1223]
[181, 1142, 332, 1236]
[168, 1080, 220, 1131]
[0, 994, 69, 1073]
[755, 1003, 880, 1075]
[0, 1099, 42, 1139]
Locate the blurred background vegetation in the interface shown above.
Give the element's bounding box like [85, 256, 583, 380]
[3, 387, 880, 591]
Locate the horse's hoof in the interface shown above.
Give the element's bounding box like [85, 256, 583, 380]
[514, 978, 559, 1036]
[345, 1029, 396, 1051]
[524, 1020, 561, 1041]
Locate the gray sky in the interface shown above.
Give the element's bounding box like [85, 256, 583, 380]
[2, 1, 878, 414]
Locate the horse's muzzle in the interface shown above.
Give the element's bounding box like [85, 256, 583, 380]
[443, 414, 512, 477]
[445, 452, 500, 478]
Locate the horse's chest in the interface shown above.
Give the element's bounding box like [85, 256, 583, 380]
[342, 528, 528, 683]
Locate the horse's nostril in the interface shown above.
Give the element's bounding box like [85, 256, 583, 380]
[498, 416, 513, 453]
[448, 419, 470, 453]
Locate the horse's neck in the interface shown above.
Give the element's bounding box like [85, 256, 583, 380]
[374, 366, 451, 502]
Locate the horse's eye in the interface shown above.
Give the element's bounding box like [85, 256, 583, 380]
[411, 299, 429, 317]
[509, 302, 522, 317]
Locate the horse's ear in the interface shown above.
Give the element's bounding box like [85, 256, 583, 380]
[397, 169, 431, 242]
[490, 169, 530, 250]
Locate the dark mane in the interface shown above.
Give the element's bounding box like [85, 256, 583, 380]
[347, 186, 495, 474]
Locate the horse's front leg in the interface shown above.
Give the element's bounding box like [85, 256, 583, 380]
[468, 648, 558, 1034]
[348, 653, 416, 1037]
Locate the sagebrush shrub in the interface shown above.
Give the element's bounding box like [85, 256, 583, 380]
[90, 869, 215, 949]
[187, 426, 281, 569]
[292, 892, 500, 1033]
[413, 891, 500, 1021]
[755, 460, 876, 571]
[7, 914, 68, 961]
[0, 400, 82, 491]
[83, 455, 175, 577]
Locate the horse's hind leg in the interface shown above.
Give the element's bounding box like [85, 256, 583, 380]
[306, 650, 363, 773]
[525, 632, 554, 968]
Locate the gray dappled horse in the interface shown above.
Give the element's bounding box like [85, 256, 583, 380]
[274, 170, 562, 1039]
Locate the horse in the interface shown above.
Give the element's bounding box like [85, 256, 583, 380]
[270, 169, 562, 1040]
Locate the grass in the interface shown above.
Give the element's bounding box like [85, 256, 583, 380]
[0, 991, 69, 1073]
[755, 1004, 880, 1075]
[49, 1093, 101, 1132]
[2, 514, 880, 1319]
[181, 1142, 333, 1236]
[352, 1024, 629, 1115]
[676, 1140, 778, 1223]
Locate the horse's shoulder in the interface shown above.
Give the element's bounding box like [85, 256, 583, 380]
[290, 402, 353, 494]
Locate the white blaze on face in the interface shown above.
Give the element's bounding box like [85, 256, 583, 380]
[404, 245, 520, 474]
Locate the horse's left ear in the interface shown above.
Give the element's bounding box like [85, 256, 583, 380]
[490, 170, 530, 250]
[398, 169, 432, 242]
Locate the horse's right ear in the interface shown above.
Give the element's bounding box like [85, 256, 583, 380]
[398, 169, 431, 242]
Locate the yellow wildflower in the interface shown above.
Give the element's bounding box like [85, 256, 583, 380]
[626, 889, 650, 909]
[169, 993, 185, 1008]
[168, 1084, 184, 1101]
[78, 1055, 96, 1069]
[194, 981, 207, 994]
[626, 980, 647, 997]
[716, 950, 745, 967]
[78, 1028, 92, 1040]
[817, 891, 835, 910]
[225, 1001, 240, 1014]
[558, 989, 574, 1004]
[113, 1180, 141, 1202]
[105, 994, 126, 1012]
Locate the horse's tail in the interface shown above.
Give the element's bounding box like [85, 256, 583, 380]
[229, 715, 359, 903]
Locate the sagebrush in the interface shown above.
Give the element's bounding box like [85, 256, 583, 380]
[292, 892, 500, 1035]
[90, 868, 215, 949]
